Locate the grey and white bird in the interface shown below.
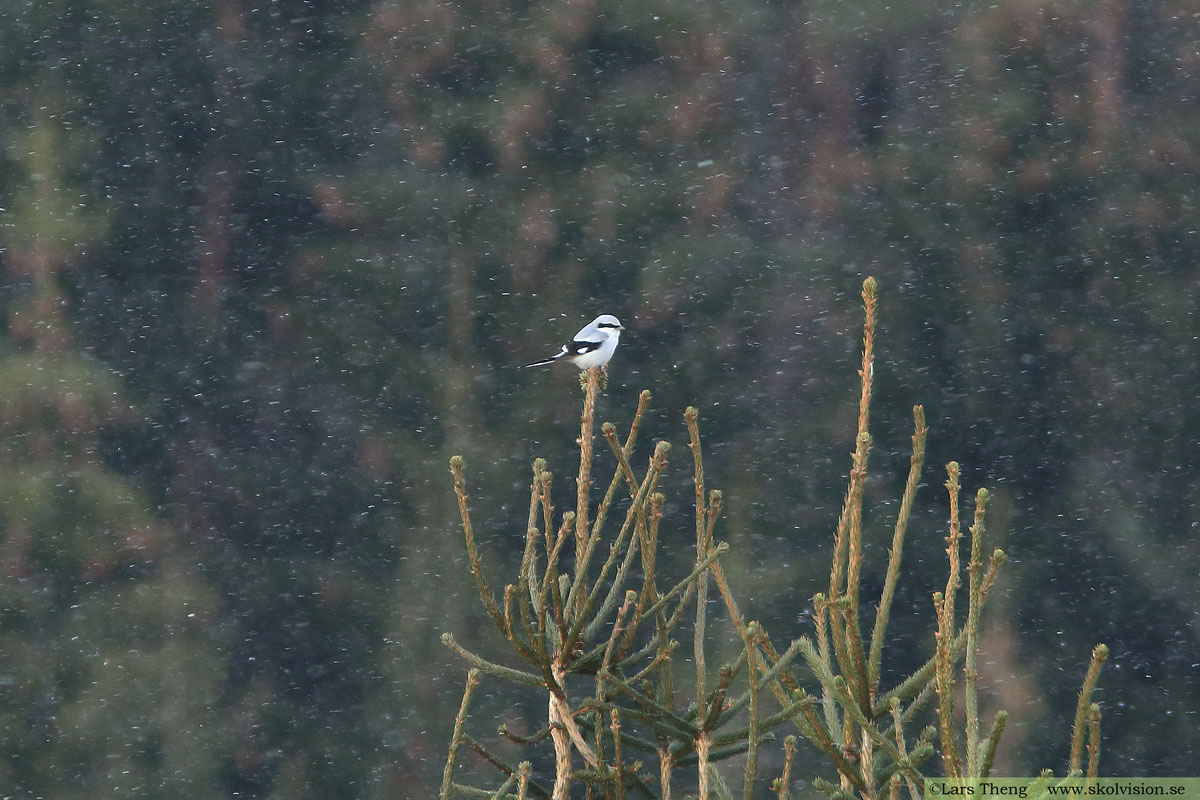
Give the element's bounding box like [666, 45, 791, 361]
[522, 314, 624, 370]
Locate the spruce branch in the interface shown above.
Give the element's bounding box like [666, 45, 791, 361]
[623, 638, 680, 686]
[979, 710, 1007, 779]
[450, 455, 508, 639]
[484, 771, 517, 800]
[1086, 704, 1101, 780]
[586, 389, 649, 553]
[813, 594, 844, 743]
[498, 722, 553, 746]
[537, 465, 554, 557]
[813, 774, 858, 800]
[517, 762, 532, 800]
[889, 698, 923, 800]
[830, 677, 926, 794]
[964, 487, 990, 777]
[839, 277, 880, 717]
[441, 277, 1110, 799]
[935, 461, 964, 778]
[873, 625, 967, 721]
[578, 441, 667, 644]
[686, 406, 712, 714]
[598, 669, 701, 742]
[727, 637, 805, 720]
[774, 735, 797, 800]
[742, 621, 764, 800]
[598, 590, 638, 676]
[643, 543, 729, 622]
[442, 669, 481, 800]
[461, 734, 552, 799]
[701, 660, 742, 732]
[820, 281, 879, 760]
[1069, 643, 1108, 775]
[610, 708, 627, 800]
[441, 633, 547, 688]
[870, 405, 927, 697]
[501, 583, 539, 666]
[572, 367, 601, 608]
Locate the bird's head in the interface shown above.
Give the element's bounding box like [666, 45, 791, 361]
[594, 314, 623, 331]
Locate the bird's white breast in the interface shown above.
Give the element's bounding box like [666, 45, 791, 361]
[572, 333, 620, 369]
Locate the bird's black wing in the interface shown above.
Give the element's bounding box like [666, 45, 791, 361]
[564, 338, 603, 356]
[521, 338, 603, 368]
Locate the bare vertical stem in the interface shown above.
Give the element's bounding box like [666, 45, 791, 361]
[696, 733, 711, 800]
[935, 461, 964, 777]
[659, 745, 673, 800]
[743, 624, 762, 800]
[870, 406, 927, 697]
[610, 708, 626, 800]
[964, 487, 990, 776]
[440, 668, 481, 800]
[846, 278, 878, 621]
[574, 367, 600, 615]
[549, 660, 573, 800]
[685, 407, 710, 709]
[858, 725, 874, 798]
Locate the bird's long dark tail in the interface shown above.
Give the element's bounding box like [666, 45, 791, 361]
[521, 356, 560, 368]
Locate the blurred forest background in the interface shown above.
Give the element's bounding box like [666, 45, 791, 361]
[0, 0, 1198, 796]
